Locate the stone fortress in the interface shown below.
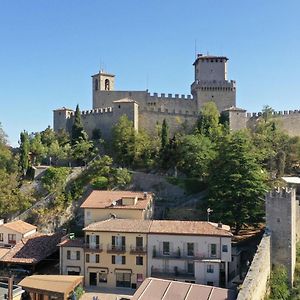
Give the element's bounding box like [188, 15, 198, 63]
[53, 54, 300, 138]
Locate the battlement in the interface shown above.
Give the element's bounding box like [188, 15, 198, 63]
[68, 107, 113, 118]
[147, 92, 193, 100]
[267, 187, 296, 199]
[247, 109, 300, 118]
[142, 106, 197, 116]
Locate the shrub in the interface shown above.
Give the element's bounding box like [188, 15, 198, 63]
[92, 176, 109, 190]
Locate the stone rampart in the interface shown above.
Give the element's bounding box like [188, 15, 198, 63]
[237, 234, 271, 300]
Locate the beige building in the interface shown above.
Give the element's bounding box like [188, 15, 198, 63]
[0, 220, 37, 246]
[80, 190, 154, 226]
[59, 219, 232, 289]
[148, 221, 232, 287]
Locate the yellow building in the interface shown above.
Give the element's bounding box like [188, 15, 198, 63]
[80, 190, 154, 226]
[83, 219, 150, 289]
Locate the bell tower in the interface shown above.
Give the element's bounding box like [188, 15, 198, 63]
[191, 54, 236, 112]
[92, 70, 115, 109]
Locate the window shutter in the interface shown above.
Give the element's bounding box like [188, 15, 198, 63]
[112, 255, 115, 264]
[122, 236, 126, 246]
[86, 235, 89, 244]
[96, 235, 100, 245]
[112, 236, 115, 246]
[122, 256, 126, 264]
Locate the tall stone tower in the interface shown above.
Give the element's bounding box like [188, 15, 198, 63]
[191, 54, 236, 112]
[92, 70, 115, 108]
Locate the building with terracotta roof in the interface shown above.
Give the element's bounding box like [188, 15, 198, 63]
[132, 277, 236, 300]
[19, 275, 83, 300]
[80, 190, 154, 226]
[59, 218, 232, 289]
[0, 220, 37, 246]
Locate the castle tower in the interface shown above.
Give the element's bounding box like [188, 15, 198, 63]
[266, 188, 299, 285]
[191, 54, 236, 112]
[92, 70, 115, 108]
[53, 107, 74, 132]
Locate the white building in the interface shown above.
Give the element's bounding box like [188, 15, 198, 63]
[148, 221, 232, 287]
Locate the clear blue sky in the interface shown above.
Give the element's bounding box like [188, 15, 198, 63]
[1, 0, 300, 146]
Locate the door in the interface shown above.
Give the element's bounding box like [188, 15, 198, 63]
[116, 272, 131, 288]
[89, 272, 97, 286]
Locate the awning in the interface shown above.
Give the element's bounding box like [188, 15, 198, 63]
[88, 267, 108, 274]
[66, 266, 81, 272]
[115, 268, 132, 274]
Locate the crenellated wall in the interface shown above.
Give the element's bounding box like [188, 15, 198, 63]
[246, 109, 300, 137]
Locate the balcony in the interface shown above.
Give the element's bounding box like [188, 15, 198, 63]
[130, 246, 147, 255]
[151, 267, 195, 280]
[83, 243, 103, 252]
[107, 244, 126, 254]
[152, 249, 220, 260]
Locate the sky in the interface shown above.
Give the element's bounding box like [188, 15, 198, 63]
[1, 0, 300, 146]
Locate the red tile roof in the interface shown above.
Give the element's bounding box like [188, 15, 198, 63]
[82, 219, 232, 237]
[0, 232, 64, 264]
[80, 190, 153, 210]
[1, 220, 37, 234]
[58, 238, 84, 247]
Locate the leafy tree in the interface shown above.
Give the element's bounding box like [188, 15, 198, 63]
[41, 167, 70, 194]
[92, 176, 109, 190]
[41, 126, 56, 147]
[71, 105, 88, 144]
[30, 133, 46, 165]
[72, 138, 94, 166]
[56, 129, 70, 146]
[207, 130, 268, 233]
[19, 131, 30, 175]
[178, 134, 216, 178]
[112, 115, 136, 167]
[48, 140, 63, 165]
[111, 168, 132, 188]
[196, 102, 223, 141]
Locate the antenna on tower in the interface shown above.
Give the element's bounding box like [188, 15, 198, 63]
[146, 73, 149, 91]
[194, 39, 197, 59]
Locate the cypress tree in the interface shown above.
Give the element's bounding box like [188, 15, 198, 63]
[19, 131, 30, 175]
[161, 119, 169, 151]
[71, 105, 88, 144]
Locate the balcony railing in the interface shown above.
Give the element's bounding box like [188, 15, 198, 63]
[130, 245, 147, 254]
[151, 267, 195, 279]
[152, 250, 220, 260]
[107, 244, 126, 253]
[83, 243, 103, 252]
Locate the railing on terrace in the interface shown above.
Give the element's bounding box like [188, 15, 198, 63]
[130, 245, 147, 254]
[107, 244, 126, 253]
[83, 243, 103, 252]
[151, 267, 195, 279]
[152, 250, 220, 260]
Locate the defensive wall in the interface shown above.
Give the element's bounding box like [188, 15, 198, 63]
[246, 109, 300, 137]
[237, 234, 271, 300]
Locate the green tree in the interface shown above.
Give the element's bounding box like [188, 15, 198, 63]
[30, 133, 46, 165]
[196, 102, 223, 140]
[72, 138, 94, 166]
[111, 168, 132, 188]
[19, 131, 30, 175]
[207, 130, 268, 233]
[41, 167, 70, 194]
[41, 126, 56, 147]
[112, 115, 136, 167]
[161, 119, 169, 151]
[178, 134, 216, 178]
[71, 105, 88, 144]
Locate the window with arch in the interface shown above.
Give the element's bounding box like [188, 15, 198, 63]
[105, 79, 110, 91]
[95, 79, 99, 91]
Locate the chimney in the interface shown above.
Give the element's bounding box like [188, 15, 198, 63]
[144, 192, 148, 199]
[218, 222, 223, 229]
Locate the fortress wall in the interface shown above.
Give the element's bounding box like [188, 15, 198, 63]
[146, 93, 197, 115]
[246, 110, 300, 137]
[67, 108, 115, 139]
[93, 90, 147, 109]
[237, 234, 271, 300]
[139, 110, 198, 136]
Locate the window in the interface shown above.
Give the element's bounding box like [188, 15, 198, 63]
[0, 233, 3, 242]
[67, 250, 71, 260]
[99, 273, 107, 283]
[116, 272, 131, 288]
[222, 245, 228, 253]
[96, 254, 100, 263]
[187, 261, 194, 274]
[105, 79, 110, 91]
[163, 242, 170, 255]
[207, 264, 214, 273]
[187, 243, 194, 256]
[112, 255, 126, 265]
[76, 251, 80, 260]
[95, 79, 99, 91]
[8, 234, 16, 244]
[86, 253, 90, 263]
[136, 237, 143, 251]
[112, 236, 126, 251]
[210, 244, 217, 257]
[136, 256, 143, 266]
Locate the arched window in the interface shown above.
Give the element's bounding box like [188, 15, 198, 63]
[95, 79, 99, 91]
[105, 79, 110, 91]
